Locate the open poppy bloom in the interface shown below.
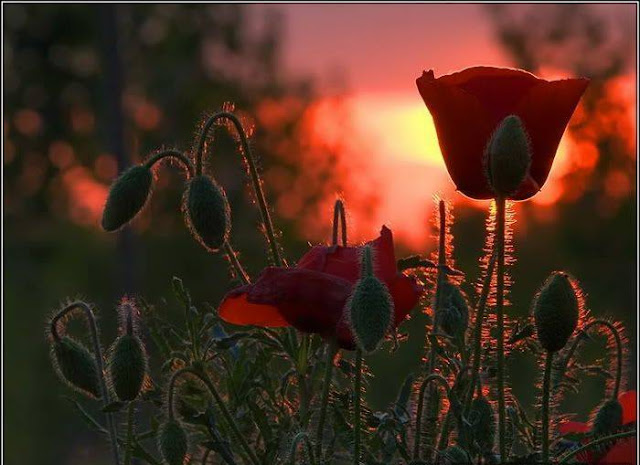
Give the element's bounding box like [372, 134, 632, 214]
[218, 226, 423, 349]
[416, 66, 589, 200]
[558, 390, 637, 465]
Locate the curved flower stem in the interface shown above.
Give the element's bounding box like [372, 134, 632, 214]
[51, 302, 120, 465]
[223, 241, 251, 285]
[194, 111, 283, 267]
[315, 342, 338, 460]
[124, 402, 135, 465]
[495, 197, 507, 462]
[144, 149, 195, 178]
[464, 250, 497, 414]
[167, 367, 260, 465]
[332, 199, 347, 246]
[541, 351, 553, 464]
[289, 432, 316, 465]
[413, 374, 451, 460]
[556, 430, 636, 464]
[354, 349, 363, 465]
[557, 319, 624, 399]
[436, 408, 453, 451]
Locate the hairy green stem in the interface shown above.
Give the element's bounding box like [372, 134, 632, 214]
[223, 241, 251, 285]
[316, 343, 338, 460]
[495, 197, 507, 462]
[542, 351, 553, 464]
[289, 432, 316, 465]
[557, 430, 636, 464]
[124, 402, 135, 465]
[332, 199, 347, 246]
[194, 111, 283, 267]
[354, 349, 363, 465]
[51, 302, 120, 465]
[144, 149, 195, 178]
[167, 367, 260, 465]
[413, 374, 451, 459]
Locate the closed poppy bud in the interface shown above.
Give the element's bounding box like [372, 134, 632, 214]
[158, 419, 188, 465]
[102, 165, 153, 232]
[51, 336, 102, 399]
[533, 272, 580, 353]
[485, 115, 532, 197]
[439, 281, 469, 339]
[347, 246, 394, 353]
[592, 399, 623, 436]
[183, 175, 231, 252]
[469, 395, 495, 453]
[440, 445, 472, 465]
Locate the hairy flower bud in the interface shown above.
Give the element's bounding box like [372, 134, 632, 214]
[108, 334, 148, 401]
[102, 165, 153, 231]
[158, 420, 188, 465]
[183, 175, 231, 252]
[469, 395, 495, 453]
[592, 399, 623, 436]
[485, 115, 531, 197]
[51, 336, 102, 399]
[439, 281, 469, 339]
[347, 246, 394, 353]
[533, 272, 580, 353]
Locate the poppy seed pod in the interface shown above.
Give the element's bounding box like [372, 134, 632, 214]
[439, 281, 469, 339]
[469, 395, 496, 453]
[347, 246, 394, 353]
[533, 272, 580, 353]
[108, 334, 148, 402]
[51, 336, 102, 399]
[183, 175, 231, 252]
[592, 399, 623, 436]
[485, 115, 532, 197]
[102, 165, 153, 232]
[158, 419, 188, 465]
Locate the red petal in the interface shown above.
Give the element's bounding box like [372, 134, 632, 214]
[599, 437, 636, 465]
[218, 267, 352, 335]
[389, 274, 423, 325]
[511, 77, 589, 200]
[558, 421, 590, 435]
[619, 390, 637, 425]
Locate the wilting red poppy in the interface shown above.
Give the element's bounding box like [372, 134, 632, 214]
[218, 226, 423, 349]
[416, 66, 589, 200]
[558, 390, 637, 465]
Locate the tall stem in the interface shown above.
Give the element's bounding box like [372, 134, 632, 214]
[51, 302, 120, 465]
[167, 367, 260, 465]
[353, 349, 363, 465]
[332, 199, 347, 246]
[195, 111, 283, 267]
[496, 197, 507, 462]
[541, 351, 553, 464]
[124, 402, 135, 465]
[413, 374, 450, 460]
[223, 241, 251, 285]
[315, 342, 338, 460]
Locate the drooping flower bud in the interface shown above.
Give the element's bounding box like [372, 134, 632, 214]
[158, 419, 188, 465]
[347, 246, 394, 353]
[485, 115, 531, 197]
[533, 272, 580, 353]
[469, 394, 496, 453]
[592, 399, 623, 436]
[183, 175, 231, 252]
[102, 165, 153, 232]
[438, 281, 469, 339]
[51, 336, 102, 399]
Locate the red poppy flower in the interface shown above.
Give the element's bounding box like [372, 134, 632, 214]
[558, 390, 637, 465]
[218, 226, 423, 349]
[416, 66, 589, 200]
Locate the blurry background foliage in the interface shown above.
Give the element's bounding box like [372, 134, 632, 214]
[3, 3, 636, 464]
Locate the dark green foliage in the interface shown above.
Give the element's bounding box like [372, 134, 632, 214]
[533, 272, 580, 353]
[440, 445, 472, 465]
[439, 282, 469, 339]
[158, 420, 188, 465]
[183, 175, 231, 252]
[108, 334, 148, 402]
[52, 336, 102, 399]
[469, 395, 496, 453]
[348, 275, 394, 354]
[592, 399, 623, 436]
[102, 165, 153, 232]
[485, 115, 531, 197]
